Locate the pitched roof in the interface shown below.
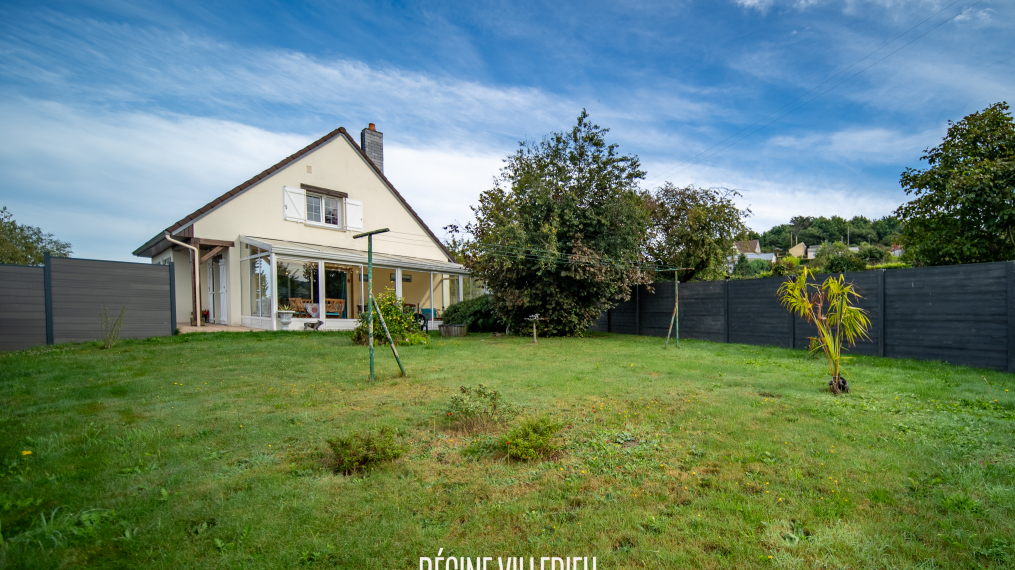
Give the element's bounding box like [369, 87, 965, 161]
[132, 127, 453, 260]
[734, 239, 761, 254]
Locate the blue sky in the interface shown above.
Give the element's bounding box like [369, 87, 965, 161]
[0, 0, 1011, 261]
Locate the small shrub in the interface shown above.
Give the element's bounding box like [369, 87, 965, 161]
[502, 416, 561, 461]
[99, 304, 126, 349]
[326, 427, 404, 474]
[857, 244, 889, 264]
[440, 294, 505, 332]
[444, 385, 518, 430]
[351, 289, 425, 346]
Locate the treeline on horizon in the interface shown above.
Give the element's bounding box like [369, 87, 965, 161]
[750, 215, 902, 252]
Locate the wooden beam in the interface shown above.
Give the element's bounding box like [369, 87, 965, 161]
[200, 246, 224, 263]
[191, 238, 235, 248]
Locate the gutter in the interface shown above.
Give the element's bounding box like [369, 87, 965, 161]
[164, 233, 201, 328]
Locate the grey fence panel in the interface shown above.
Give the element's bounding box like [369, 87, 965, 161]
[50, 258, 173, 344]
[637, 283, 676, 337]
[678, 281, 725, 343]
[591, 260, 1015, 372]
[883, 262, 1007, 370]
[729, 278, 790, 348]
[0, 265, 47, 351]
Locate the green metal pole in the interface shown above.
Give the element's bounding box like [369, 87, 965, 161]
[353, 228, 389, 382]
[367, 234, 374, 381]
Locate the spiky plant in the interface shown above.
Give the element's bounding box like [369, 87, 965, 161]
[778, 268, 870, 394]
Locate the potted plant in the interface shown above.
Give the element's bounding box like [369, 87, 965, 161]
[277, 303, 295, 327]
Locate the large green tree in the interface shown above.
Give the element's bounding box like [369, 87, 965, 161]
[646, 184, 750, 282]
[459, 110, 650, 336]
[896, 102, 1015, 265]
[0, 206, 72, 265]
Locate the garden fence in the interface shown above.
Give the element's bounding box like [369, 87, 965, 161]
[591, 260, 1015, 372]
[0, 254, 176, 351]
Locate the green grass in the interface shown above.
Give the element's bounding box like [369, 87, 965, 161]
[1, 331, 1014, 569]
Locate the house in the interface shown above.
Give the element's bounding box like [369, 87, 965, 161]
[806, 243, 859, 259]
[133, 124, 468, 331]
[735, 240, 761, 255]
[787, 242, 806, 258]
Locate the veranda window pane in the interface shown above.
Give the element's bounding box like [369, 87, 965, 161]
[277, 260, 319, 317]
[251, 257, 272, 317]
[324, 263, 351, 318]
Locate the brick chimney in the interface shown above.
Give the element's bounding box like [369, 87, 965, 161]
[360, 123, 383, 173]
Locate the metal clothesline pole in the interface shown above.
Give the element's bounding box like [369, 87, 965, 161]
[353, 228, 390, 382]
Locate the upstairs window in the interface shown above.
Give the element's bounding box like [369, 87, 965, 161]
[283, 185, 359, 230]
[306, 194, 342, 226]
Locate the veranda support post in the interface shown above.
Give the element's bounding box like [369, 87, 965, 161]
[353, 228, 390, 382]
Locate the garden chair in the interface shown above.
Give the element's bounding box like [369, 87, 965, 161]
[289, 298, 310, 318]
[325, 298, 345, 318]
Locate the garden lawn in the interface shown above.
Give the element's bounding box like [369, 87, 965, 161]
[2, 331, 1014, 569]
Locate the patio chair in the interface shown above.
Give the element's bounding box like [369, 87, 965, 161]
[289, 298, 309, 318]
[325, 298, 346, 318]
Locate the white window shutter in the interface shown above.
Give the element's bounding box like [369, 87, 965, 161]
[282, 186, 306, 222]
[345, 199, 363, 231]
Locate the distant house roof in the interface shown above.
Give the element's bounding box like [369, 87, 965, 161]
[735, 240, 761, 254]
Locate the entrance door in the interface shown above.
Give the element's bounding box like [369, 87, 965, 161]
[217, 259, 228, 324]
[207, 260, 217, 324]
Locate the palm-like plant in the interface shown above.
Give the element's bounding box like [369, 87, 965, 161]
[777, 268, 871, 394]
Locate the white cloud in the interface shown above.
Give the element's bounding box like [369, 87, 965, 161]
[0, 100, 310, 261]
[642, 158, 906, 231]
[384, 144, 505, 239]
[767, 126, 941, 163]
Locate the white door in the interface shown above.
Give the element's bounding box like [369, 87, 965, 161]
[206, 260, 217, 324]
[217, 259, 228, 324]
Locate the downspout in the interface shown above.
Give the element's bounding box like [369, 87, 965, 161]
[164, 233, 201, 328]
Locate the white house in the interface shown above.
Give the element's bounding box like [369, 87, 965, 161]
[133, 124, 470, 331]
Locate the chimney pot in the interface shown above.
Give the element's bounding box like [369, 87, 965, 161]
[369, 123, 376, 131]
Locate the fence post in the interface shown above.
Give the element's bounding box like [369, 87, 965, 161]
[879, 268, 886, 358]
[607, 308, 611, 333]
[724, 279, 730, 344]
[43, 251, 54, 345]
[169, 261, 177, 335]
[635, 285, 640, 336]
[1007, 261, 1015, 373]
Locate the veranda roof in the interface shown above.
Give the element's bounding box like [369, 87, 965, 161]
[240, 236, 468, 275]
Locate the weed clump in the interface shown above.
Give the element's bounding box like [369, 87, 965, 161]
[502, 416, 561, 461]
[444, 385, 518, 430]
[326, 427, 405, 474]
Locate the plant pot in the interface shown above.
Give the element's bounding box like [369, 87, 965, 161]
[277, 310, 295, 327]
[829, 375, 850, 394]
[439, 324, 468, 337]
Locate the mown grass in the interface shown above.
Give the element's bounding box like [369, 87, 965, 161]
[1, 330, 1014, 569]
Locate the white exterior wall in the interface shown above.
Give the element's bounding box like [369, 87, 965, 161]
[152, 248, 196, 326]
[168, 134, 449, 326]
